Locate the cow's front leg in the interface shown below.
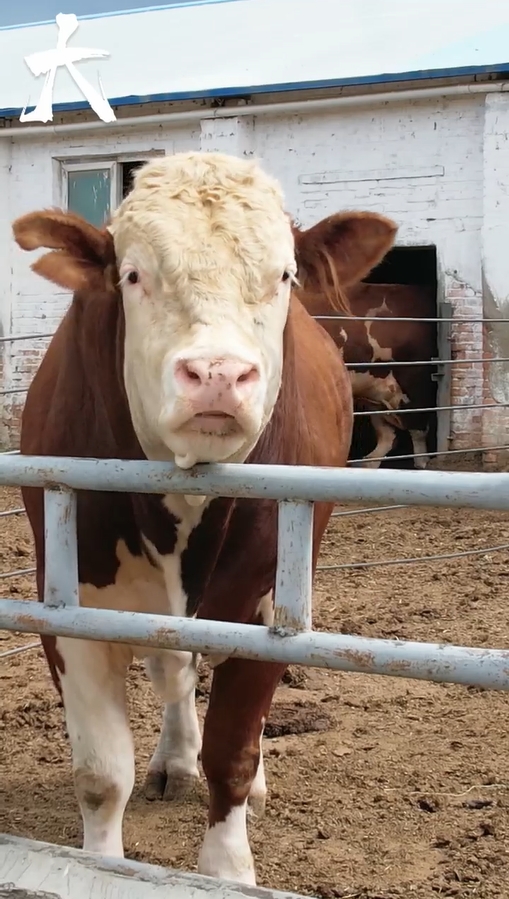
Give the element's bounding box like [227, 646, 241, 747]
[144, 649, 201, 801]
[198, 657, 286, 885]
[357, 417, 397, 469]
[57, 637, 134, 858]
[409, 428, 430, 469]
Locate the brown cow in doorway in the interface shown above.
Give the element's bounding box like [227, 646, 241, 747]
[13, 152, 397, 885]
[292, 215, 437, 470]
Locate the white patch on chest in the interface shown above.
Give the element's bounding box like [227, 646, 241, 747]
[78, 493, 209, 673]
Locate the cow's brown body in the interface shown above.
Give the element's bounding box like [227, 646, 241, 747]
[293, 222, 437, 468]
[13, 182, 399, 883]
[20, 290, 352, 623]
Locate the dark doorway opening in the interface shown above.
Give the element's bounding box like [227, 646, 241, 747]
[121, 160, 147, 199]
[350, 245, 439, 470]
[364, 245, 438, 288]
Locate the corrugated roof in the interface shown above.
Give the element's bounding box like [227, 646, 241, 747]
[1, 0, 509, 120]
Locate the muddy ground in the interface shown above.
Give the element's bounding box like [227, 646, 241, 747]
[1, 479, 509, 899]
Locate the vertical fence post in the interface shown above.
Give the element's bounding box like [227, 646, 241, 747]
[273, 500, 314, 632]
[43, 487, 79, 608]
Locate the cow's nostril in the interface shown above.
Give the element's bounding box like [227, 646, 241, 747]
[237, 365, 260, 385]
[176, 360, 204, 385]
[175, 357, 260, 395]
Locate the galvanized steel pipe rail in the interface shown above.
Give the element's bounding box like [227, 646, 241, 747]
[0, 454, 509, 509]
[0, 455, 509, 692]
[2, 598, 509, 691]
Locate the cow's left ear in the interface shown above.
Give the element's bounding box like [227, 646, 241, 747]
[294, 211, 398, 288]
[12, 208, 116, 292]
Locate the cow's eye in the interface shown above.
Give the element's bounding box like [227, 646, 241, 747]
[127, 271, 139, 285]
[282, 271, 291, 283]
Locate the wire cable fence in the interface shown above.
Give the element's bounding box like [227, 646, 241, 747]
[1, 329, 507, 449]
[0, 315, 508, 660]
[0, 321, 506, 467]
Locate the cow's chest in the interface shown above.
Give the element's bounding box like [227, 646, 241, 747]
[77, 493, 211, 660]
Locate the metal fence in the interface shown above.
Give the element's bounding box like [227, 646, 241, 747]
[1, 312, 508, 654]
[2, 313, 508, 470]
[314, 310, 509, 468]
[1, 345, 509, 892]
[1, 456, 509, 691]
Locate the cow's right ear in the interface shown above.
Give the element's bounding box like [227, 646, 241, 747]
[12, 209, 116, 292]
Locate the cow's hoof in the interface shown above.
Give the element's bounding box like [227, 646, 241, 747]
[144, 769, 200, 802]
[144, 770, 166, 801]
[163, 771, 200, 802]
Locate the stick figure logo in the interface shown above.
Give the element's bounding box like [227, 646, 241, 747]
[20, 13, 116, 124]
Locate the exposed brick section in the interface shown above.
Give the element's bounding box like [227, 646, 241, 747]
[444, 280, 484, 451]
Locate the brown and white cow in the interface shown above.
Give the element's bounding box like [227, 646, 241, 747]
[292, 215, 437, 469]
[13, 153, 396, 885]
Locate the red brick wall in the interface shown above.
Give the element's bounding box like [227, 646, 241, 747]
[0, 345, 46, 449]
[444, 280, 484, 452]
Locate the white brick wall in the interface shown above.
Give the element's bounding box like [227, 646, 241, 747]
[0, 139, 13, 446]
[1, 91, 503, 457]
[254, 95, 487, 448]
[481, 93, 509, 457]
[2, 122, 200, 443]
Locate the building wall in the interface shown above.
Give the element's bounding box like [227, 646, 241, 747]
[0, 139, 12, 446]
[2, 121, 200, 444]
[1, 91, 503, 458]
[481, 93, 509, 465]
[254, 94, 486, 452]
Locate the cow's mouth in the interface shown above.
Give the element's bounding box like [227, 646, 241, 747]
[187, 411, 238, 435]
[195, 411, 234, 419]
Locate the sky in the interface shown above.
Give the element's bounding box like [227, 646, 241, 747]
[0, 0, 211, 28]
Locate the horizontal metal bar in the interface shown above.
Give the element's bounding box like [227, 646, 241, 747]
[0, 332, 53, 343]
[2, 444, 506, 471]
[346, 357, 509, 367]
[314, 315, 509, 323]
[0, 388, 29, 396]
[0, 640, 39, 660]
[0, 567, 36, 579]
[331, 503, 408, 517]
[1, 455, 509, 510]
[1, 599, 509, 690]
[355, 402, 505, 417]
[318, 541, 509, 571]
[348, 444, 509, 465]
[0, 507, 24, 518]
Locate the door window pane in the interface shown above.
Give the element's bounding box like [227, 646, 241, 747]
[67, 168, 111, 227]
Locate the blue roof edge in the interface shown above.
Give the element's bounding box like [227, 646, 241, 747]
[0, 0, 242, 32]
[1, 59, 508, 121]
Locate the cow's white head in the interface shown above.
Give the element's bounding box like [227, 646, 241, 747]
[107, 152, 296, 468]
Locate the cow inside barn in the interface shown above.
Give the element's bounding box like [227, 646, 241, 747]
[292, 217, 438, 469]
[12, 152, 398, 886]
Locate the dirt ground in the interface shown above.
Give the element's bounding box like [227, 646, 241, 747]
[1, 480, 509, 899]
